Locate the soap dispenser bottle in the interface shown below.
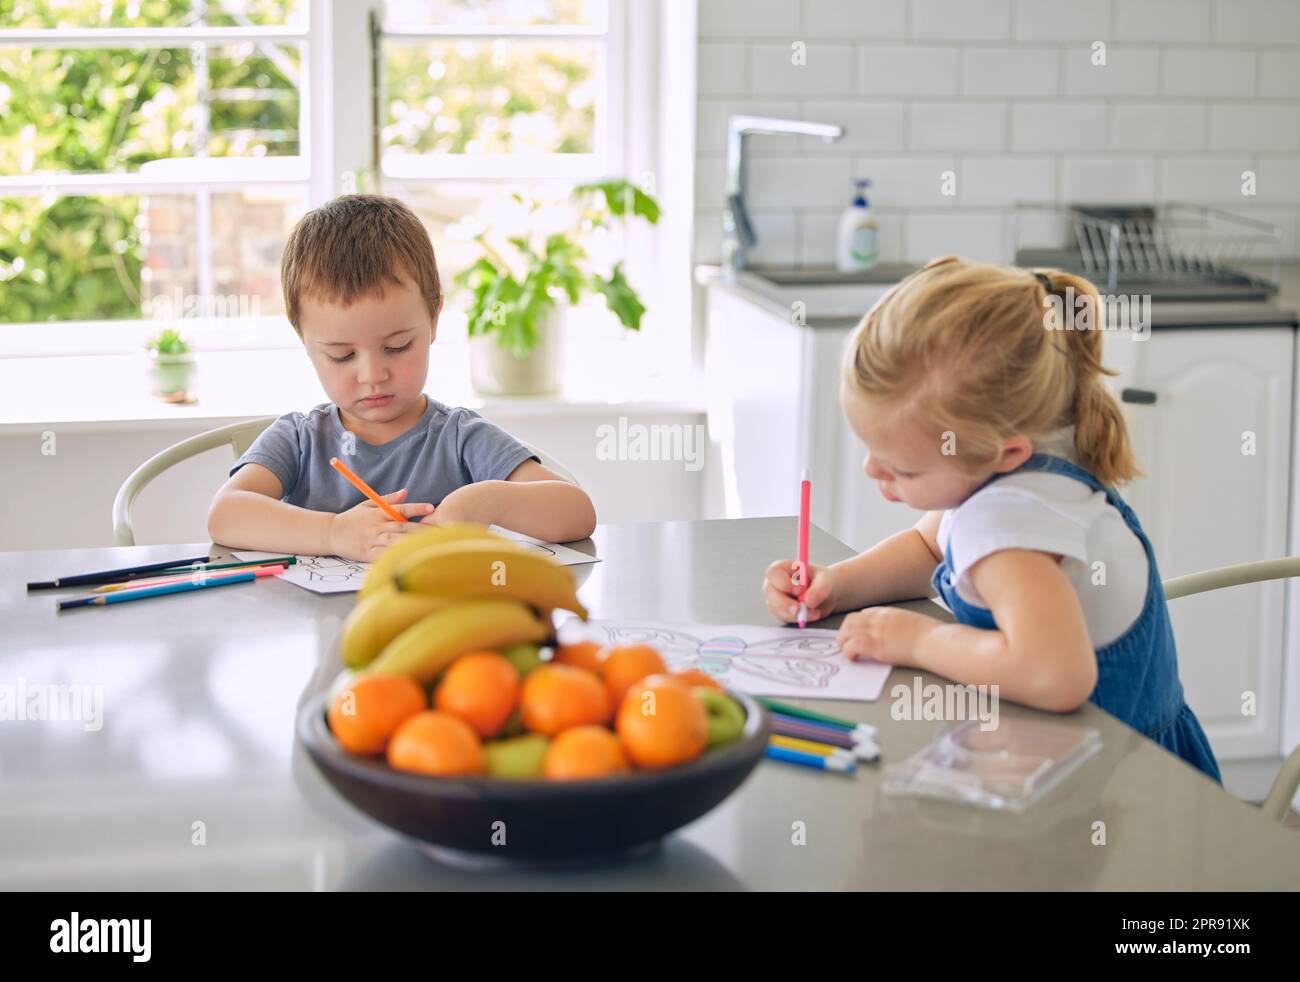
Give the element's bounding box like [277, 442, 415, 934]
[836, 179, 878, 272]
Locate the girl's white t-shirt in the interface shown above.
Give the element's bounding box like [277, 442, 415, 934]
[935, 428, 1149, 647]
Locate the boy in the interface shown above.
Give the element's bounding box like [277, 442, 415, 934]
[207, 195, 597, 562]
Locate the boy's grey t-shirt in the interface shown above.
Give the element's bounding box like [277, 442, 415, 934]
[229, 395, 539, 511]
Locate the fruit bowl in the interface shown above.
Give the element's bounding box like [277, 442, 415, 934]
[297, 688, 769, 864]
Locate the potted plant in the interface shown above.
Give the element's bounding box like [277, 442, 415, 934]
[145, 327, 197, 403]
[455, 179, 661, 396]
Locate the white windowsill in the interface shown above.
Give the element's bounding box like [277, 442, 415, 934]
[0, 310, 704, 432]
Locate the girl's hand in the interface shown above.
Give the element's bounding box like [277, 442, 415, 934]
[835, 607, 936, 666]
[419, 483, 494, 527]
[327, 488, 434, 562]
[763, 560, 838, 624]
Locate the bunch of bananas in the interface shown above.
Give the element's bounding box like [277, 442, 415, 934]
[340, 523, 588, 682]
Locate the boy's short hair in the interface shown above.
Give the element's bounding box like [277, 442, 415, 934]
[280, 194, 442, 335]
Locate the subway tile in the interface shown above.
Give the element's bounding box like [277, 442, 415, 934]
[1061, 156, 1157, 203]
[1209, 104, 1300, 152]
[1012, 101, 1108, 151]
[799, 99, 906, 152]
[852, 155, 958, 207]
[957, 157, 1056, 205]
[1116, 0, 1211, 42]
[1159, 156, 1258, 200]
[1063, 46, 1160, 97]
[747, 155, 855, 208]
[1015, 0, 1110, 40]
[1213, 0, 1300, 44]
[909, 100, 1007, 151]
[801, 0, 907, 38]
[1254, 157, 1300, 203]
[858, 44, 959, 96]
[905, 211, 1008, 263]
[1109, 103, 1207, 151]
[912, 0, 1012, 41]
[750, 42, 856, 96]
[746, 211, 800, 266]
[698, 0, 800, 39]
[1163, 48, 1256, 97]
[1260, 52, 1300, 99]
[697, 42, 747, 97]
[961, 46, 1059, 96]
[695, 156, 726, 212]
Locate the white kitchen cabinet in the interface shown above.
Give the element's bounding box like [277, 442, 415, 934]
[703, 282, 915, 554]
[1104, 328, 1294, 761]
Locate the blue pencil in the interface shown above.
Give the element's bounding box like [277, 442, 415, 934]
[765, 744, 856, 774]
[56, 568, 271, 611]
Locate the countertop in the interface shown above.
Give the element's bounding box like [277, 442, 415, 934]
[3, 517, 1297, 890]
[699, 261, 1300, 330]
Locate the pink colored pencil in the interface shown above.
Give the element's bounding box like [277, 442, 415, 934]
[797, 468, 811, 628]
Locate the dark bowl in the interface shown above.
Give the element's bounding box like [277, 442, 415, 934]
[297, 689, 769, 864]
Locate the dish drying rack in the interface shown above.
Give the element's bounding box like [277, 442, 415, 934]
[1014, 203, 1282, 294]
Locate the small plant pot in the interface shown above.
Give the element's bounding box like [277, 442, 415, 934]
[148, 351, 198, 402]
[469, 307, 564, 397]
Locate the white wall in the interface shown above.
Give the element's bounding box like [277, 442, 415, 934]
[694, 0, 1300, 265]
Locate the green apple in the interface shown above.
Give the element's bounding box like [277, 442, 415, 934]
[501, 642, 544, 678]
[484, 733, 551, 779]
[693, 687, 746, 748]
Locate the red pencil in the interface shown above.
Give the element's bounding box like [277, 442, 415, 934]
[797, 467, 811, 628]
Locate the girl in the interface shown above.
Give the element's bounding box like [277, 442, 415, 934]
[762, 256, 1221, 783]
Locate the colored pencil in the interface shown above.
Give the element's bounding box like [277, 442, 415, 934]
[796, 467, 811, 628]
[771, 734, 853, 759]
[765, 744, 856, 773]
[770, 715, 876, 750]
[90, 561, 290, 593]
[771, 733, 879, 763]
[758, 697, 879, 739]
[27, 554, 211, 591]
[329, 456, 406, 522]
[57, 566, 283, 611]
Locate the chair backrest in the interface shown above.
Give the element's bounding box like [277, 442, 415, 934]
[112, 417, 277, 546]
[112, 415, 580, 546]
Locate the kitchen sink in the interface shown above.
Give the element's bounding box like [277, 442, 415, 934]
[745, 263, 919, 287]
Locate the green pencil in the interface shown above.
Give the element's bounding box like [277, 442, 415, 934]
[756, 696, 878, 738]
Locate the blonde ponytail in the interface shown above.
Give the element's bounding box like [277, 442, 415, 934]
[842, 257, 1143, 488]
[1037, 269, 1141, 486]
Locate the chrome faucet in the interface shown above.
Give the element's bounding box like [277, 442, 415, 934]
[722, 115, 845, 278]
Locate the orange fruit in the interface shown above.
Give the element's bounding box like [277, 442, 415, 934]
[671, 668, 722, 690]
[616, 674, 709, 770]
[553, 640, 606, 674]
[387, 711, 484, 776]
[600, 644, 668, 709]
[542, 725, 630, 781]
[327, 673, 426, 755]
[520, 664, 610, 736]
[434, 651, 520, 737]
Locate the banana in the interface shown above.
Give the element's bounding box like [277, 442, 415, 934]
[394, 539, 589, 619]
[339, 585, 456, 670]
[366, 597, 550, 683]
[358, 522, 506, 600]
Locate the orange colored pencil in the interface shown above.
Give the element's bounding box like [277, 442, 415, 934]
[329, 456, 407, 522]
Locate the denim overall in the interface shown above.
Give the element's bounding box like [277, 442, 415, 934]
[930, 453, 1223, 783]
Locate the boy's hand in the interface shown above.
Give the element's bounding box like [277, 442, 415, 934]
[835, 607, 934, 666]
[419, 483, 495, 527]
[328, 488, 433, 562]
[763, 560, 838, 624]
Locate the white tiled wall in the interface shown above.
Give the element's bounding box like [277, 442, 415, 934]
[695, 0, 1300, 265]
